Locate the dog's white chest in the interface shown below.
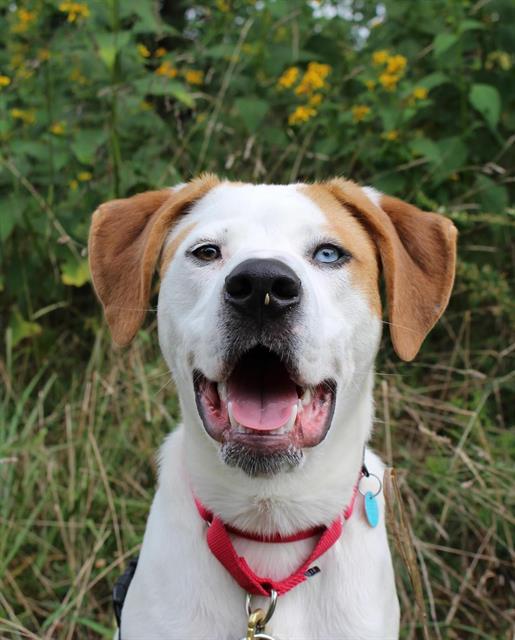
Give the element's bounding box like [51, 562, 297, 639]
[119, 433, 399, 640]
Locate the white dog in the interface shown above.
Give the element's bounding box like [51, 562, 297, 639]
[89, 175, 457, 639]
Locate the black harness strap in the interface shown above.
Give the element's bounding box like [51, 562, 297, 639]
[113, 556, 139, 638]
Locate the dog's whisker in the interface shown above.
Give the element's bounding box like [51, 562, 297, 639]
[154, 377, 175, 397]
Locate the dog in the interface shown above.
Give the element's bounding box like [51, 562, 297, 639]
[88, 175, 457, 639]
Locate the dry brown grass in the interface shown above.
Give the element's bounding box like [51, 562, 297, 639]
[0, 317, 513, 638]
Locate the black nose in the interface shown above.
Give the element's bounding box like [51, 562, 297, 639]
[224, 258, 301, 318]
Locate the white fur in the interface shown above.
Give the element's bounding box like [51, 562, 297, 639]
[120, 183, 399, 638]
[362, 186, 382, 208]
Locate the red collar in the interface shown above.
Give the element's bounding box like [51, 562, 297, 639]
[194, 483, 359, 597]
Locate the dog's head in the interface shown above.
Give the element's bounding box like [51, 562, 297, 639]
[89, 176, 456, 478]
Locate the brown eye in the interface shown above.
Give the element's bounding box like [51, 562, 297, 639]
[191, 244, 221, 262]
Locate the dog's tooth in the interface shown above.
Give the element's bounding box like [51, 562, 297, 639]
[218, 382, 227, 403]
[285, 403, 298, 432]
[301, 388, 312, 406]
[228, 402, 238, 429]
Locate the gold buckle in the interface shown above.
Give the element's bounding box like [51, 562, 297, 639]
[246, 608, 266, 640]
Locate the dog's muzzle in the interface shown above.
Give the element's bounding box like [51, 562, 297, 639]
[192, 258, 336, 476]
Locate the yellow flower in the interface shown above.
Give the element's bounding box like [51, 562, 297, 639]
[295, 62, 331, 96]
[0, 75, 11, 88]
[37, 49, 51, 61]
[288, 105, 317, 126]
[351, 105, 371, 122]
[308, 93, 323, 106]
[365, 79, 376, 90]
[155, 61, 177, 78]
[137, 44, 151, 58]
[485, 51, 511, 71]
[58, 2, 90, 23]
[372, 50, 389, 66]
[412, 86, 428, 100]
[382, 129, 399, 141]
[386, 54, 407, 75]
[10, 50, 26, 70]
[18, 8, 36, 23]
[185, 70, 204, 85]
[274, 27, 287, 42]
[17, 67, 34, 80]
[70, 67, 87, 84]
[78, 171, 92, 181]
[49, 121, 65, 135]
[378, 72, 399, 91]
[277, 66, 299, 89]
[10, 108, 36, 124]
[12, 9, 36, 33]
[69, 179, 79, 191]
[154, 47, 167, 58]
[216, 0, 230, 11]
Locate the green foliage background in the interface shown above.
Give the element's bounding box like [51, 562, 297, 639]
[0, 1, 514, 638]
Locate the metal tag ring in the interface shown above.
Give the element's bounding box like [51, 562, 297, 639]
[245, 589, 277, 627]
[358, 472, 382, 498]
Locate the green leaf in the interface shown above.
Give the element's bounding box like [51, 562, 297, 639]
[60, 258, 90, 287]
[9, 141, 48, 161]
[379, 107, 398, 131]
[477, 175, 508, 214]
[437, 136, 467, 171]
[133, 78, 195, 107]
[71, 129, 107, 165]
[459, 19, 486, 33]
[120, 1, 177, 34]
[204, 44, 235, 59]
[373, 173, 406, 195]
[0, 194, 24, 241]
[315, 137, 339, 156]
[95, 32, 132, 71]
[409, 138, 441, 164]
[433, 33, 459, 58]
[469, 83, 501, 129]
[433, 136, 467, 184]
[235, 98, 269, 133]
[9, 309, 42, 348]
[269, 0, 291, 17]
[418, 72, 450, 90]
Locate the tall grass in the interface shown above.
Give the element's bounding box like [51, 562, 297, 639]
[1, 307, 513, 638]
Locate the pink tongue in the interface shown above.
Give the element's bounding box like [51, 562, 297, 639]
[227, 361, 298, 431]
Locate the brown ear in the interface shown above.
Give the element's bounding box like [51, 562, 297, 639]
[88, 175, 219, 346]
[326, 179, 457, 361]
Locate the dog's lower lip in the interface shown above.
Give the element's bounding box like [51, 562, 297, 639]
[193, 346, 336, 455]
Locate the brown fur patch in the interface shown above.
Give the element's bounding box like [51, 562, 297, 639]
[301, 184, 381, 316]
[88, 174, 220, 346]
[159, 222, 197, 279]
[322, 179, 457, 361]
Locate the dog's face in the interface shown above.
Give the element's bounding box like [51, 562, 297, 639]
[89, 176, 457, 477]
[157, 183, 382, 475]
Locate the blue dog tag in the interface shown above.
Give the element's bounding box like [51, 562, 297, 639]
[364, 491, 379, 528]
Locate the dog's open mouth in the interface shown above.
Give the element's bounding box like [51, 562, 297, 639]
[193, 346, 336, 460]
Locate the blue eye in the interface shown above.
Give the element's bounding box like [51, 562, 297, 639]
[313, 244, 347, 264]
